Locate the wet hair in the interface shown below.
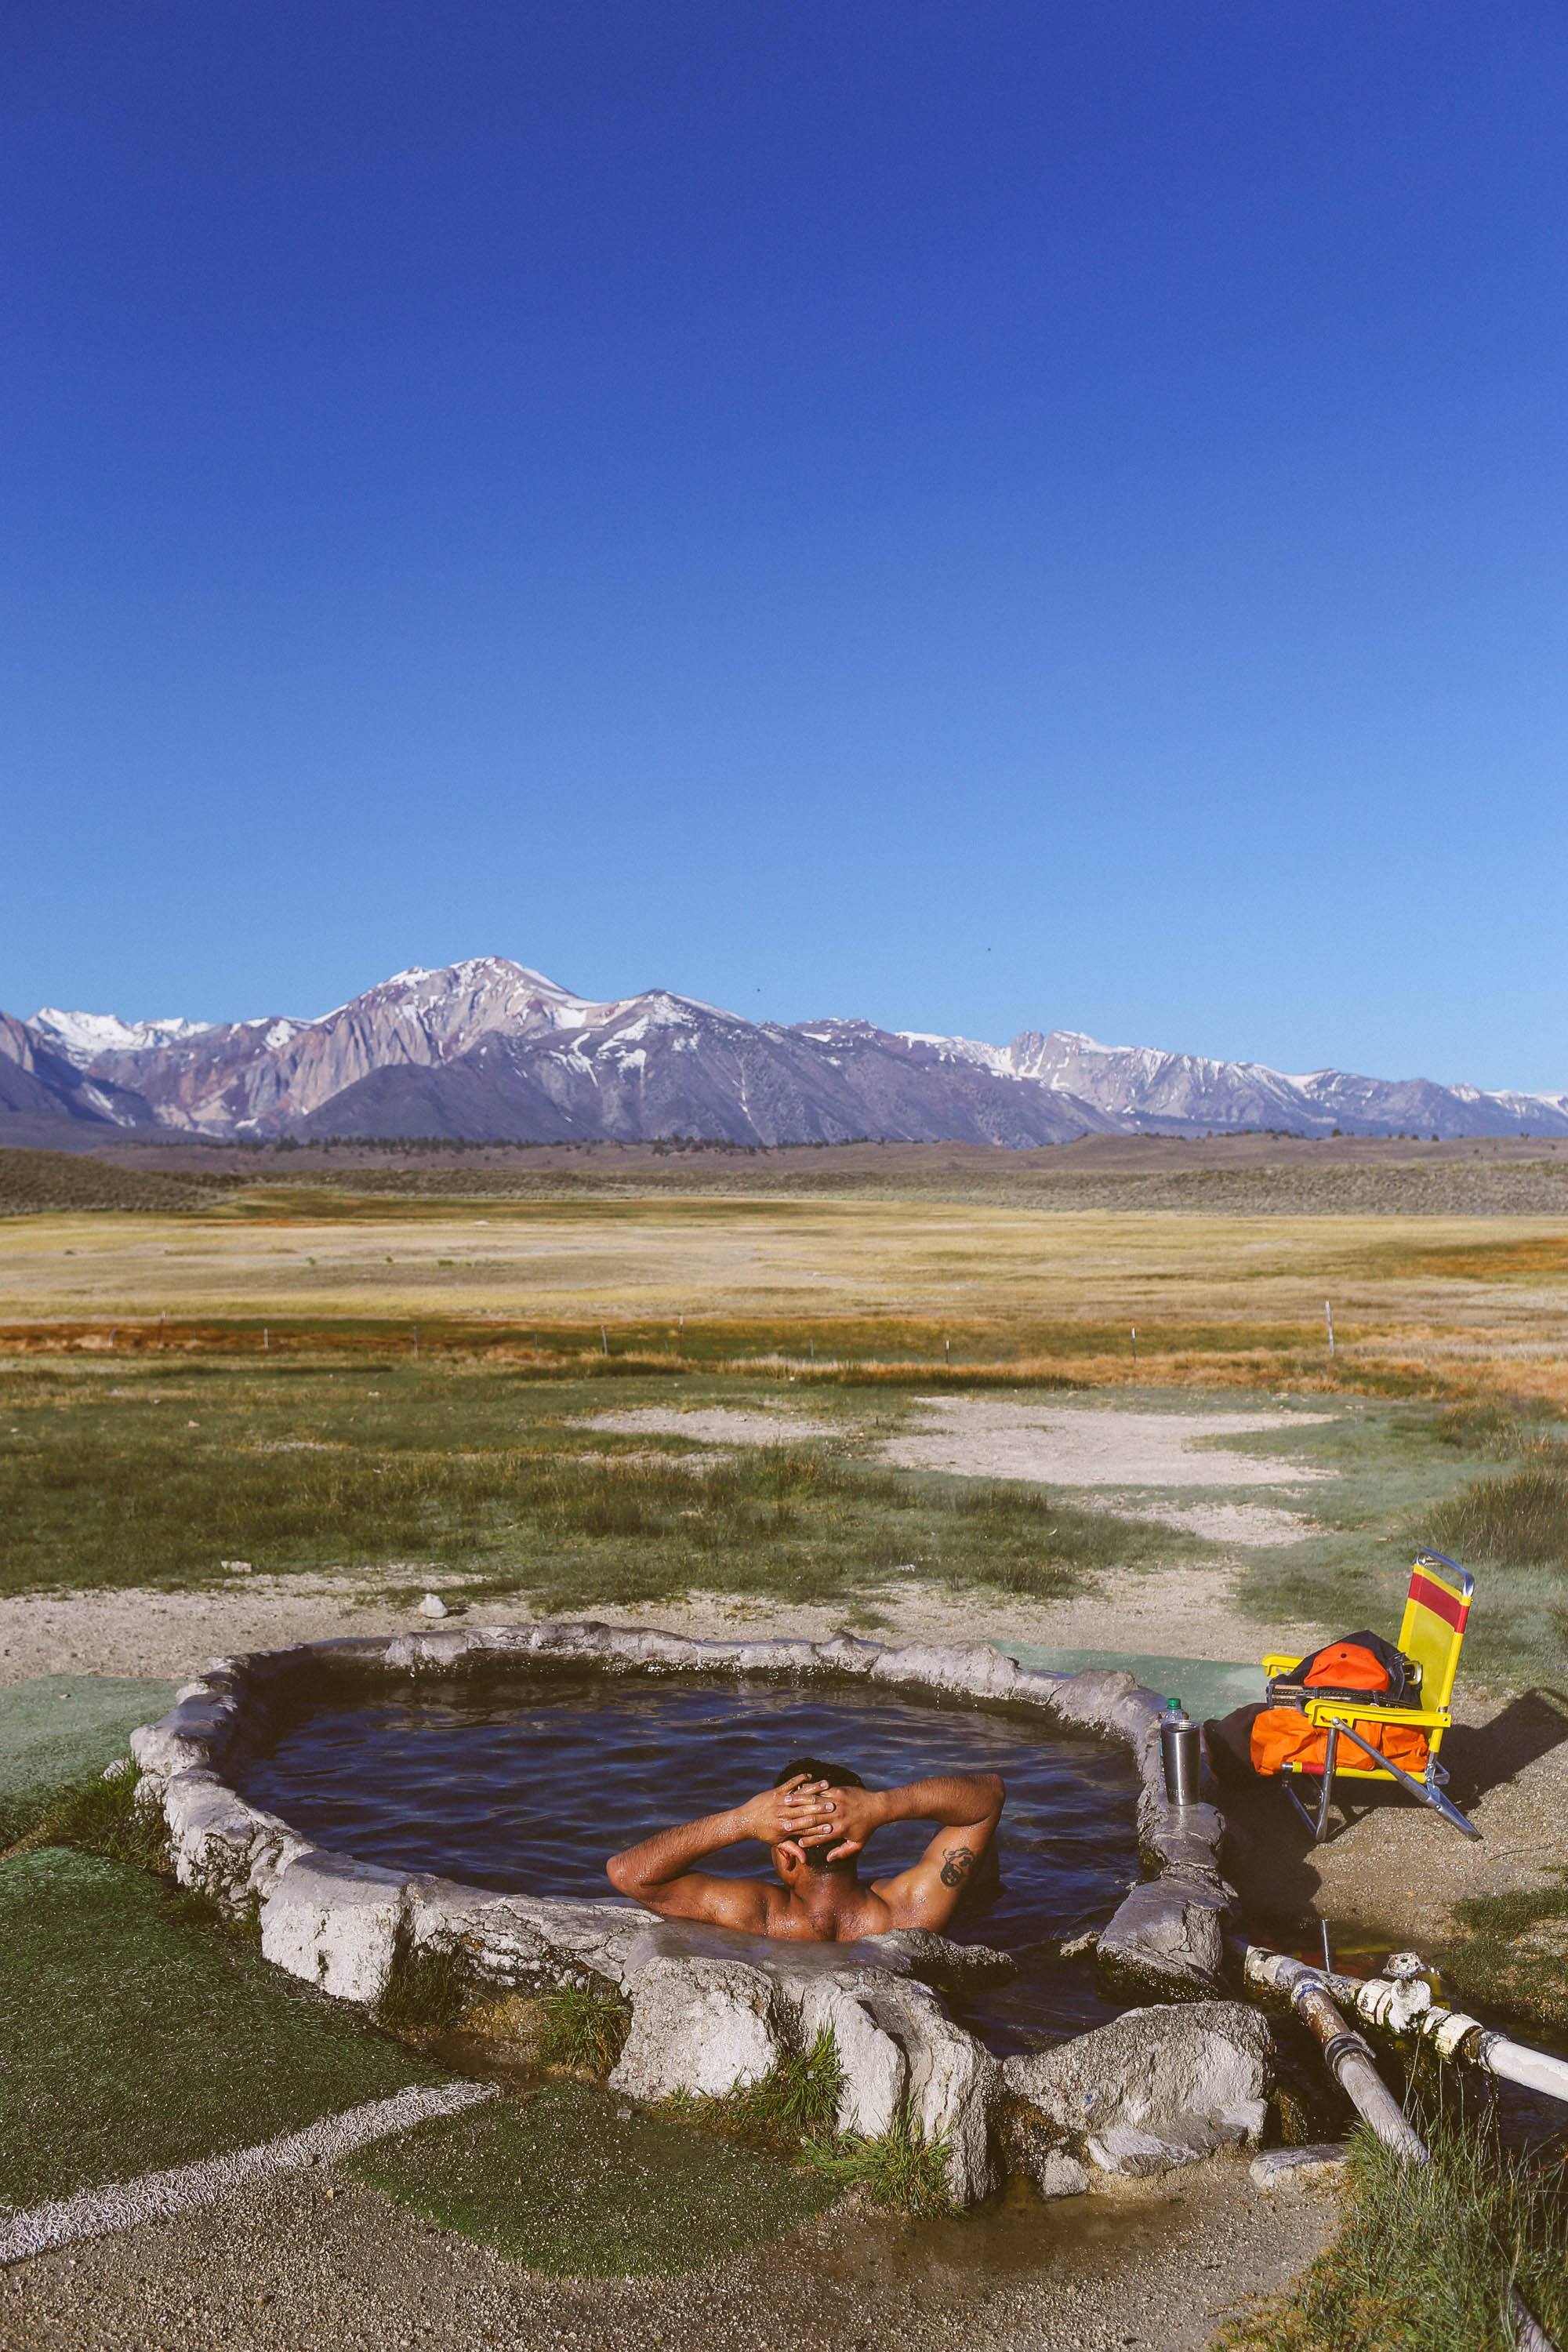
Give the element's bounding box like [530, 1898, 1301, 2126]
[774, 1756, 865, 1874]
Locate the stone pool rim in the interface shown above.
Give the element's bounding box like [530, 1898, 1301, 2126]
[129, 1621, 1239, 2205]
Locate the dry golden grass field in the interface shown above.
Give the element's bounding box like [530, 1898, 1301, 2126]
[3, 1181, 1568, 1407]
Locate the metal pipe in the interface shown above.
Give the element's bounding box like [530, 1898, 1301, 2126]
[1239, 1943, 1568, 2110]
[1250, 1948, 1425, 2160]
[1514, 2292, 1561, 2352]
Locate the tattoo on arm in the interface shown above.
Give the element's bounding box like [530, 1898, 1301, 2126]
[938, 1845, 976, 1889]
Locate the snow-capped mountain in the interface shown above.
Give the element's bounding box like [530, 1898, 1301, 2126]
[0, 1011, 158, 1132]
[902, 1025, 1568, 1139]
[6, 957, 1566, 1145]
[31, 1009, 212, 1061]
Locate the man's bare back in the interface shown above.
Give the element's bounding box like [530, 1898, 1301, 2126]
[605, 1754, 1005, 1942]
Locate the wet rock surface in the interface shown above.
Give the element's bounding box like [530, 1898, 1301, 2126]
[1250, 2143, 1348, 2191]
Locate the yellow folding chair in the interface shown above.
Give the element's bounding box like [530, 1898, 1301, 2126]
[1260, 1550, 1479, 1842]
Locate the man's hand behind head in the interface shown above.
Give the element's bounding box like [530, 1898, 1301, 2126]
[808, 1781, 883, 1864]
[739, 1774, 835, 1855]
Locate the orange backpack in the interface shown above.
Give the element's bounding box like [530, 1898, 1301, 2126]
[1301, 1639, 1398, 1694]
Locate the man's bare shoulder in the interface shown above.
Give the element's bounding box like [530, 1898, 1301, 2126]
[633, 1872, 782, 1931]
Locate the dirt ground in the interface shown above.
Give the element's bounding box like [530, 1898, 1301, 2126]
[1221, 1681, 1568, 1951]
[0, 1563, 1324, 1690]
[0, 2155, 1335, 2352]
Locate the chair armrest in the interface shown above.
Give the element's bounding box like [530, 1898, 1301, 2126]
[1261, 1653, 1298, 1679]
[1303, 1698, 1450, 1731]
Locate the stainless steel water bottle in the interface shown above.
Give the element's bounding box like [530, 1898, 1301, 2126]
[1160, 1698, 1201, 1806]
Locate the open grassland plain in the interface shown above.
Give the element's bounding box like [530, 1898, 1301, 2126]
[5, 1181, 1568, 1408]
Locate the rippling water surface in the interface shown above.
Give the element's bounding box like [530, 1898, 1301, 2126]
[237, 1672, 1142, 2052]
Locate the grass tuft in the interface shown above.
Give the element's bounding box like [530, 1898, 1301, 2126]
[34, 1761, 167, 1871]
[1216, 2114, 1568, 2352]
[677, 2031, 846, 2152]
[1428, 1450, 1568, 1568]
[537, 1980, 631, 2074]
[802, 2098, 954, 2215]
[377, 1933, 477, 2036]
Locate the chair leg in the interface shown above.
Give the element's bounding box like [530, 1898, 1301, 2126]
[1331, 1720, 1483, 1842]
[1314, 1726, 1340, 1840]
[1280, 1776, 1318, 1835]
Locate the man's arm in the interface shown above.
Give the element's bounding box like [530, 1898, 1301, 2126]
[605, 1777, 832, 1929]
[817, 1772, 1005, 1931]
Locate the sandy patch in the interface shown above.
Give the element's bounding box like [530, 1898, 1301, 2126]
[1128, 1501, 1321, 1548]
[0, 1577, 438, 1687]
[575, 1447, 727, 1474]
[575, 1406, 839, 1445]
[878, 1398, 1334, 1490]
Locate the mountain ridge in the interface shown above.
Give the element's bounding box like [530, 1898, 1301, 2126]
[5, 956, 1565, 1146]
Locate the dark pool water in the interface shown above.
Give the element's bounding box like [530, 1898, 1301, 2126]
[236, 1673, 1143, 2053]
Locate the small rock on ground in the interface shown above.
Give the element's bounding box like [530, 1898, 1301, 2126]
[1250, 2145, 1348, 2192]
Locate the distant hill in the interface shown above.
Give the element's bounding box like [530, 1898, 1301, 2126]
[5, 956, 1565, 1145]
[0, 1149, 239, 1217]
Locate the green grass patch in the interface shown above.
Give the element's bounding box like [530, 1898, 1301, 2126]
[0, 1846, 440, 2209]
[1216, 2115, 1568, 2351]
[536, 1980, 632, 2074]
[0, 1359, 1192, 1607]
[345, 2080, 835, 2274]
[1222, 1398, 1568, 1684]
[1439, 1871, 1568, 2038]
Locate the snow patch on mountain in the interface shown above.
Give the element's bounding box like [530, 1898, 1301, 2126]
[32, 1008, 212, 1062]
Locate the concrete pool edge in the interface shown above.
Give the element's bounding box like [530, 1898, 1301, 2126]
[129, 1623, 1245, 2205]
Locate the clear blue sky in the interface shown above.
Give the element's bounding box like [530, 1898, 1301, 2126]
[4, 2, 1565, 1087]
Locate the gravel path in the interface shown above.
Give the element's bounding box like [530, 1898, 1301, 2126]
[0, 2158, 1334, 2352]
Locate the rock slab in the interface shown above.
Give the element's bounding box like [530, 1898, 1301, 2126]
[610, 1956, 783, 2101]
[1004, 2001, 1275, 2177]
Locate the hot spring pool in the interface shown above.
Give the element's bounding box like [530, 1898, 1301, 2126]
[234, 1671, 1143, 2053]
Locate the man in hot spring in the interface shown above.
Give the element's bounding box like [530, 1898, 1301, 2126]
[605, 1756, 1004, 1940]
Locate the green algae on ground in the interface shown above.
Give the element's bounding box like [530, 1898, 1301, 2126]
[347, 2082, 836, 2274]
[0, 1847, 437, 2210]
[0, 1675, 179, 1849]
